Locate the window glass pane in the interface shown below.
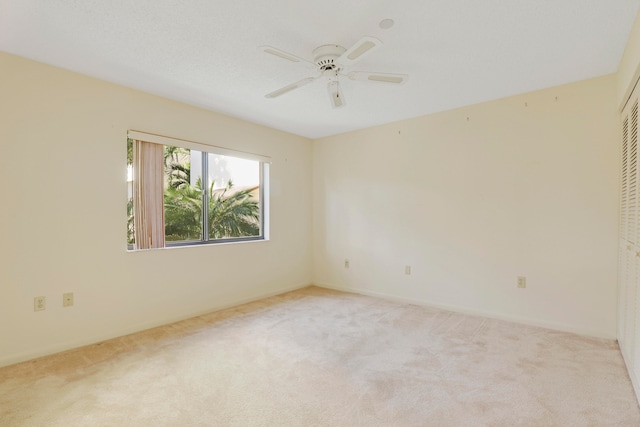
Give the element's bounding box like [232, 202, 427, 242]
[164, 147, 203, 242]
[206, 153, 261, 239]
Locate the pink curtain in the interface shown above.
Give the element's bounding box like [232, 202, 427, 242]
[133, 140, 165, 249]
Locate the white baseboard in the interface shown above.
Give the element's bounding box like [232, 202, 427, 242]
[314, 282, 616, 340]
[3, 281, 617, 369]
[0, 282, 311, 369]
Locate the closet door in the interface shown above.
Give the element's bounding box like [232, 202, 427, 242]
[619, 88, 640, 371]
[627, 104, 637, 370]
[619, 113, 630, 346]
[630, 99, 640, 379]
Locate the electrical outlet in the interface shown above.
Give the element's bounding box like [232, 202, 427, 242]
[34, 296, 46, 311]
[405, 265, 412, 275]
[63, 292, 74, 307]
[344, 259, 350, 269]
[517, 276, 527, 288]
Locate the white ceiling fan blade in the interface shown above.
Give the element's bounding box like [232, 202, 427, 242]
[265, 76, 317, 99]
[347, 71, 408, 85]
[259, 46, 315, 69]
[328, 81, 346, 108]
[337, 36, 382, 68]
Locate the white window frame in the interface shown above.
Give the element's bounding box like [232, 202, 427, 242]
[127, 130, 270, 250]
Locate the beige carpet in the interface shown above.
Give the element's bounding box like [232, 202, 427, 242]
[1, 286, 639, 426]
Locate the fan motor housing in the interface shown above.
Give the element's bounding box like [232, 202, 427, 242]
[313, 44, 346, 71]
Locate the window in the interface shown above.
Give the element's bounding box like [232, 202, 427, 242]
[127, 131, 269, 250]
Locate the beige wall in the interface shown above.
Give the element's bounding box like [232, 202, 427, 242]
[0, 52, 313, 367]
[618, 11, 640, 109]
[313, 75, 619, 338]
[0, 35, 631, 366]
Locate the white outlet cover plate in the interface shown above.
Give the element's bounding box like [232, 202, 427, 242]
[63, 292, 74, 307]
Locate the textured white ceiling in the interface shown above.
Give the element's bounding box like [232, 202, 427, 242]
[1, 0, 639, 139]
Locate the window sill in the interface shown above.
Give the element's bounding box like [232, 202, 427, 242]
[127, 237, 269, 252]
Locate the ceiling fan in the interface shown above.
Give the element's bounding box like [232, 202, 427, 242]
[260, 36, 408, 108]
